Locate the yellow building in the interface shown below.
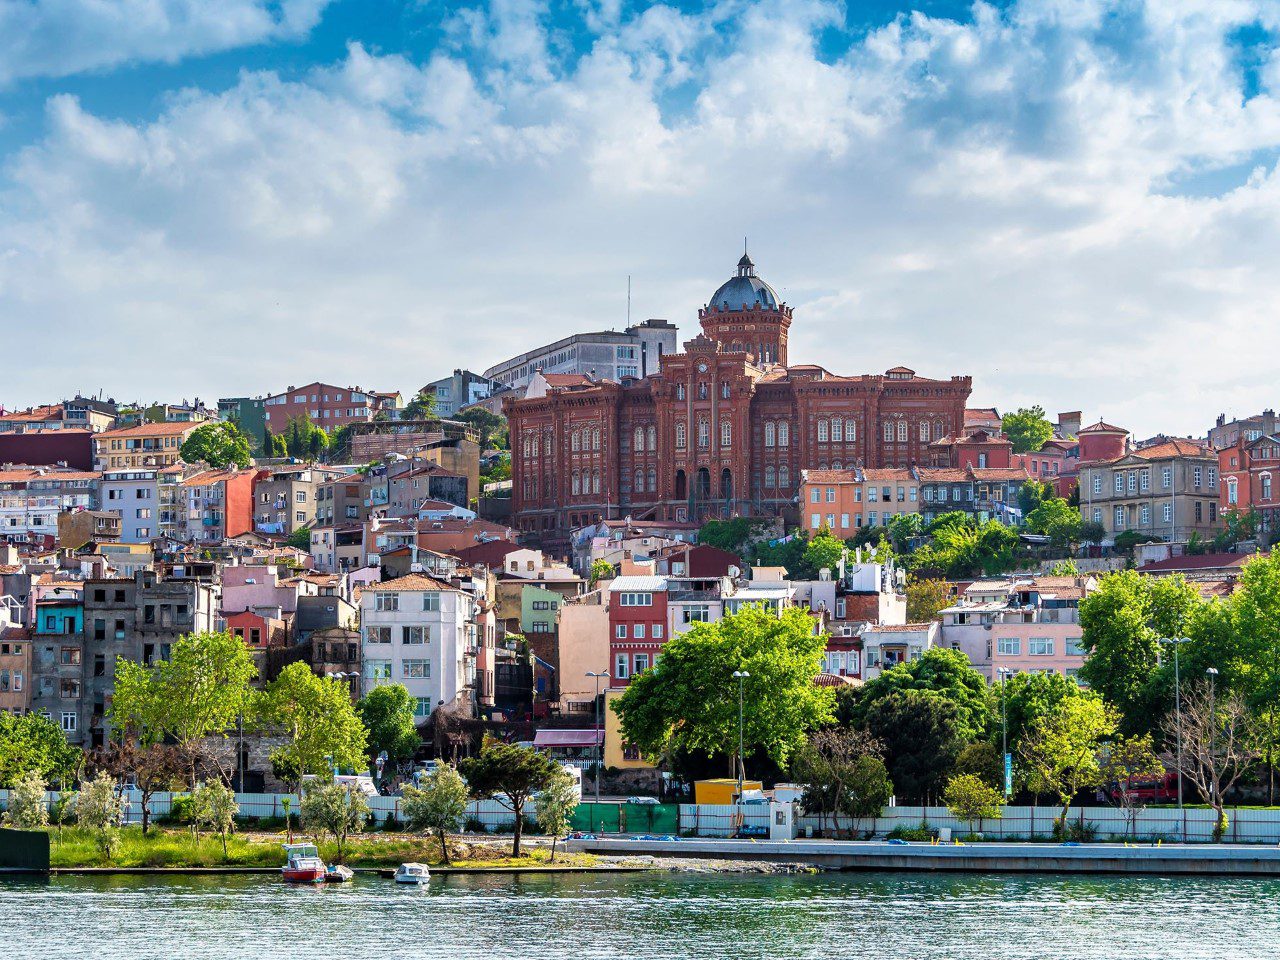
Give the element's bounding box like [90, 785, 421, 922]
[94, 421, 198, 470]
[603, 687, 654, 771]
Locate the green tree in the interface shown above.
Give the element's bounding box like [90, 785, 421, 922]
[284, 526, 312, 551]
[75, 771, 127, 861]
[459, 739, 562, 857]
[401, 763, 471, 864]
[355, 684, 422, 779]
[791, 727, 891, 836]
[905, 575, 952, 623]
[1018, 694, 1117, 831]
[1002, 406, 1054, 455]
[851, 648, 992, 743]
[1077, 571, 1201, 729]
[179, 422, 253, 469]
[1024, 498, 1082, 550]
[0, 711, 81, 787]
[886, 513, 924, 552]
[943, 773, 1005, 834]
[1099, 734, 1164, 837]
[192, 780, 239, 858]
[1229, 552, 1280, 801]
[264, 663, 368, 779]
[402, 390, 438, 421]
[1047, 558, 1081, 576]
[698, 517, 765, 554]
[1017, 479, 1054, 516]
[612, 606, 833, 775]
[861, 690, 965, 803]
[535, 766, 581, 862]
[457, 407, 506, 449]
[998, 670, 1084, 759]
[799, 531, 845, 579]
[911, 520, 1019, 579]
[1215, 509, 1259, 552]
[1080, 520, 1106, 545]
[588, 559, 616, 587]
[953, 741, 1003, 790]
[300, 781, 369, 863]
[4, 772, 49, 829]
[110, 631, 258, 786]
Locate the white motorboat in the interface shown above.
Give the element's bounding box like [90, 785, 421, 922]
[394, 862, 430, 885]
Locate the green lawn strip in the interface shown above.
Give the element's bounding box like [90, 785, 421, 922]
[45, 827, 597, 870]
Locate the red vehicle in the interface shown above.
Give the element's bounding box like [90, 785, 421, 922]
[281, 843, 327, 883]
[1117, 770, 1179, 803]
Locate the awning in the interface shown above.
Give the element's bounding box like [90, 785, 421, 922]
[533, 729, 604, 748]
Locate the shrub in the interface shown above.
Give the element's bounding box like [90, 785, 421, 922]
[162, 794, 195, 825]
[4, 772, 49, 829]
[463, 815, 487, 833]
[887, 825, 935, 842]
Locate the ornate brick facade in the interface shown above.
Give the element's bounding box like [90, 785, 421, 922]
[506, 255, 972, 545]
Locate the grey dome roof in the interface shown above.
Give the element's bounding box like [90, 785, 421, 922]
[709, 254, 780, 311]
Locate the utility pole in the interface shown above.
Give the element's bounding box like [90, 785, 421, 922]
[732, 670, 750, 802]
[998, 667, 1011, 798]
[1160, 637, 1190, 842]
[586, 671, 609, 803]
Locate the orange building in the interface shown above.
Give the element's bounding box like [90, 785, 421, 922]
[181, 468, 263, 543]
[800, 467, 920, 535]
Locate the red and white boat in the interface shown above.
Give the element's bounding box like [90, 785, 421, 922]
[281, 843, 327, 883]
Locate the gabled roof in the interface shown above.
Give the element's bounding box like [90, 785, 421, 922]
[1078, 420, 1128, 434]
[98, 421, 196, 439]
[1133, 439, 1212, 460]
[608, 575, 669, 592]
[1137, 553, 1258, 573]
[970, 467, 1030, 481]
[916, 467, 969, 483]
[0, 404, 63, 422]
[541, 373, 597, 388]
[364, 574, 458, 592]
[803, 469, 860, 484]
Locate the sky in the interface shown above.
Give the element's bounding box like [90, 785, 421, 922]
[1, 0, 1279, 437]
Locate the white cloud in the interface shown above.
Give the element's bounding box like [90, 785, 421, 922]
[0, 0, 334, 84]
[2, 0, 1280, 436]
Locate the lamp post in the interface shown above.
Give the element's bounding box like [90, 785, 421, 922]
[997, 667, 1012, 798]
[1160, 637, 1190, 843]
[586, 670, 609, 803]
[732, 670, 750, 803]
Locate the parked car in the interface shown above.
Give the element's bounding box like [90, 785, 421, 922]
[627, 796, 659, 805]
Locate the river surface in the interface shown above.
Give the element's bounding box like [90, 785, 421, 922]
[2, 870, 1277, 959]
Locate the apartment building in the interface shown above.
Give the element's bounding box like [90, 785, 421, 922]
[917, 466, 1029, 525]
[800, 467, 920, 535]
[360, 574, 481, 721]
[94, 421, 198, 470]
[102, 468, 161, 542]
[0, 617, 30, 715]
[261, 382, 400, 434]
[0, 467, 100, 548]
[1219, 434, 1280, 535]
[181, 468, 261, 542]
[483, 319, 679, 394]
[28, 586, 84, 743]
[253, 464, 346, 536]
[1079, 439, 1221, 543]
[421, 369, 494, 417]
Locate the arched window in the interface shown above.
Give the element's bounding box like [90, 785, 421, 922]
[882, 421, 893, 442]
[543, 434, 552, 455]
[765, 465, 776, 487]
[571, 430, 581, 452]
[647, 425, 656, 451]
[765, 422, 776, 447]
[698, 382, 708, 400]
[817, 419, 829, 442]
[897, 420, 908, 442]
[1228, 478, 1239, 505]
[832, 461, 842, 470]
[832, 419, 843, 443]
[721, 382, 730, 399]
[720, 420, 732, 448]
[523, 437, 532, 458]
[779, 464, 790, 487]
[592, 428, 601, 450]
[846, 419, 857, 441]
[675, 422, 687, 449]
[646, 467, 656, 492]
[676, 383, 685, 400]
[1263, 474, 1273, 500]
[571, 471, 581, 495]
[634, 468, 644, 492]
[592, 470, 600, 494]
[934, 420, 945, 440]
[778, 422, 790, 447]
[634, 427, 644, 451]
[697, 418, 710, 448]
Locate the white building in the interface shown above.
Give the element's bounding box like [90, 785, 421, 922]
[360, 574, 478, 721]
[482, 320, 679, 394]
[101, 468, 160, 542]
[0, 467, 99, 546]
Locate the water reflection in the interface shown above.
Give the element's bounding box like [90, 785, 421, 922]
[1, 871, 1276, 959]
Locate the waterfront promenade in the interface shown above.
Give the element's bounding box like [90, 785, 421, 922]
[564, 836, 1280, 876]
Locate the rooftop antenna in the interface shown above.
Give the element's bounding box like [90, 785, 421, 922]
[627, 275, 631, 326]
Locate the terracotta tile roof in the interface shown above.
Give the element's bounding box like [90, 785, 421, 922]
[965, 407, 1000, 420]
[960, 432, 1012, 446]
[970, 467, 1031, 481]
[542, 374, 596, 388]
[861, 468, 915, 482]
[1137, 553, 1258, 573]
[1078, 420, 1128, 434]
[364, 573, 458, 592]
[885, 366, 916, 376]
[0, 468, 100, 483]
[181, 469, 248, 486]
[98, 421, 197, 439]
[917, 468, 969, 482]
[1135, 439, 1212, 460]
[0, 404, 64, 422]
[803, 469, 859, 484]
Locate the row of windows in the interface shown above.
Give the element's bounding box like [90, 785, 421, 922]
[614, 623, 665, 640]
[365, 659, 432, 679]
[811, 485, 916, 503]
[996, 637, 1086, 657]
[616, 592, 653, 606]
[372, 593, 441, 613]
[809, 511, 909, 529]
[614, 651, 659, 679]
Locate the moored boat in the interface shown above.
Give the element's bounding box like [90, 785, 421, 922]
[394, 862, 430, 885]
[325, 864, 355, 883]
[282, 843, 327, 884]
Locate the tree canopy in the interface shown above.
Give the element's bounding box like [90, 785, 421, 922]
[862, 690, 965, 803]
[850, 647, 992, 743]
[265, 663, 368, 778]
[179, 422, 253, 469]
[356, 684, 422, 774]
[460, 739, 562, 857]
[1019, 694, 1118, 828]
[1001, 406, 1054, 454]
[1024, 497, 1082, 549]
[0, 711, 81, 787]
[612, 605, 833, 771]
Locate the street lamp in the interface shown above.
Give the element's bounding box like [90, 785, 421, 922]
[1160, 637, 1191, 843]
[997, 668, 1012, 798]
[732, 670, 750, 804]
[586, 671, 610, 803]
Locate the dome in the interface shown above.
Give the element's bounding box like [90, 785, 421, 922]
[708, 253, 780, 311]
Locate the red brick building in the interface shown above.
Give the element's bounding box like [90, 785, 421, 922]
[262, 382, 401, 434]
[1220, 434, 1280, 534]
[507, 254, 972, 545]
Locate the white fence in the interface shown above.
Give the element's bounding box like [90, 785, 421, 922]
[0, 790, 533, 833]
[681, 803, 1280, 844]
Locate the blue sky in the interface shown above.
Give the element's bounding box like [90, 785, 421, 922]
[1, 0, 1279, 436]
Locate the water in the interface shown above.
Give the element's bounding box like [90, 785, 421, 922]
[2, 870, 1276, 959]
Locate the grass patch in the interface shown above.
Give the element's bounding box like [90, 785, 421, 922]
[45, 826, 596, 870]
